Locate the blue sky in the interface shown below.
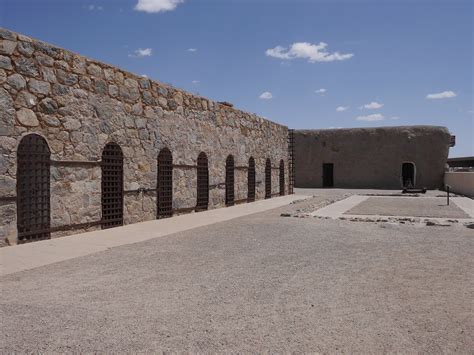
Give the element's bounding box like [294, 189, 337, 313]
[1, 0, 472, 157]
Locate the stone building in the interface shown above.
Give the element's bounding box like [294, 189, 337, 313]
[294, 126, 452, 189]
[0, 28, 290, 245]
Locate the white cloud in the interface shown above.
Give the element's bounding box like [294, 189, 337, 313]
[129, 48, 153, 58]
[134, 0, 184, 13]
[188, 48, 197, 52]
[426, 91, 457, 100]
[192, 80, 200, 84]
[360, 101, 384, 109]
[389, 116, 400, 120]
[259, 91, 273, 100]
[315, 88, 327, 95]
[141, 74, 148, 78]
[87, 5, 103, 10]
[356, 113, 385, 121]
[266, 42, 353, 63]
[336, 106, 349, 112]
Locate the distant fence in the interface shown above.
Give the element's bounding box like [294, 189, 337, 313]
[444, 172, 474, 197]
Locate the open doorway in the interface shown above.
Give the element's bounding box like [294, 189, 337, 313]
[322, 163, 334, 188]
[402, 162, 416, 188]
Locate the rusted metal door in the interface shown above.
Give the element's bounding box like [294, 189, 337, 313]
[265, 158, 271, 199]
[101, 142, 124, 229]
[225, 155, 234, 206]
[157, 148, 173, 218]
[196, 152, 209, 211]
[17, 134, 51, 243]
[247, 157, 256, 202]
[279, 159, 285, 196]
[288, 129, 295, 194]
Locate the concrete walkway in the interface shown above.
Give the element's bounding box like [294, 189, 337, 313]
[0, 195, 309, 276]
[310, 195, 474, 222]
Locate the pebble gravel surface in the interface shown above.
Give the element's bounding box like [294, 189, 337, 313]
[1, 192, 473, 352]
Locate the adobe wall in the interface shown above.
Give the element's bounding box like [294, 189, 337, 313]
[294, 126, 451, 189]
[0, 28, 289, 245]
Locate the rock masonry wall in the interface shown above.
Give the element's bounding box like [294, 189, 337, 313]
[0, 28, 289, 245]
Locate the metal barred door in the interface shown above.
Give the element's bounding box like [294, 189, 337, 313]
[225, 155, 234, 206]
[247, 157, 256, 202]
[17, 134, 51, 243]
[157, 148, 173, 218]
[265, 158, 271, 199]
[279, 159, 285, 196]
[196, 152, 209, 211]
[101, 143, 124, 229]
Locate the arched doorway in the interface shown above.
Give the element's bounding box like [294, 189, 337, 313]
[225, 155, 234, 206]
[196, 152, 209, 211]
[247, 157, 256, 202]
[279, 159, 285, 196]
[265, 158, 271, 199]
[17, 134, 51, 243]
[101, 142, 124, 229]
[402, 162, 416, 188]
[157, 148, 173, 218]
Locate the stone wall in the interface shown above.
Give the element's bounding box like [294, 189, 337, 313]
[0, 28, 289, 245]
[294, 126, 451, 189]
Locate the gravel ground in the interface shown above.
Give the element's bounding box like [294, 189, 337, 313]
[1, 195, 473, 352]
[345, 196, 470, 218]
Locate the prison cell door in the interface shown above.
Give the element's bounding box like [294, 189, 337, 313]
[322, 163, 334, 188]
[402, 162, 415, 188]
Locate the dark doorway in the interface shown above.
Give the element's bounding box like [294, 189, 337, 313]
[196, 152, 209, 211]
[265, 158, 271, 199]
[322, 163, 334, 188]
[402, 162, 415, 188]
[157, 148, 173, 218]
[225, 155, 234, 206]
[17, 134, 51, 243]
[101, 142, 124, 229]
[279, 159, 285, 196]
[247, 157, 256, 202]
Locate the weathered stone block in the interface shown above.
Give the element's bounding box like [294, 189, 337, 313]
[14, 57, 39, 77]
[39, 97, 58, 114]
[57, 69, 78, 86]
[42, 115, 61, 127]
[104, 68, 115, 81]
[63, 117, 82, 131]
[0, 55, 13, 70]
[54, 60, 70, 71]
[0, 40, 17, 55]
[17, 41, 35, 57]
[34, 40, 63, 59]
[119, 79, 140, 102]
[0, 29, 16, 41]
[52, 83, 71, 96]
[0, 88, 15, 135]
[109, 84, 119, 97]
[41, 66, 56, 83]
[14, 90, 37, 108]
[17, 108, 39, 127]
[7, 73, 26, 90]
[72, 55, 86, 74]
[87, 63, 103, 77]
[78, 76, 93, 91]
[28, 78, 51, 95]
[0, 69, 6, 84]
[94, 79, 107, 95]
[35, 53, 54, 67]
